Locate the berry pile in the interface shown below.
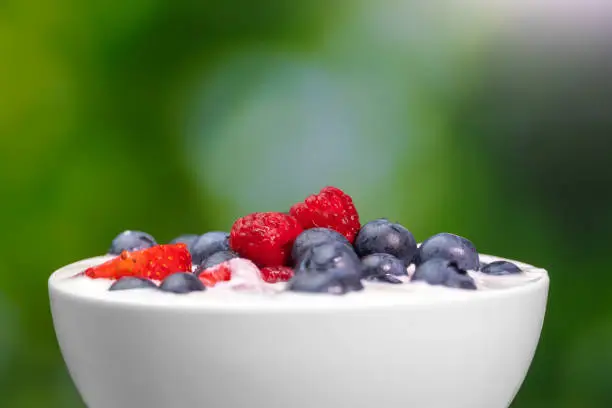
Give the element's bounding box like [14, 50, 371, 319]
[85, 186, 523, 295]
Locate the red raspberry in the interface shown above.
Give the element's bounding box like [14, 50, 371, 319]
[260, 266, 294, 283]
[198, 261, 232, 287]
[289, 186, 361, 243]
[229, 212, 303, 267]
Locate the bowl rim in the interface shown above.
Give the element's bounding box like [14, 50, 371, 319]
[49, 254, 549, 313]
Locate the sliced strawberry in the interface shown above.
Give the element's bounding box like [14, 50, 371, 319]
[84, 243, 192, 280]
[197, 261, 232, 287]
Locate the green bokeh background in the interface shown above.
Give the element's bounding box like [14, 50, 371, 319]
[2, 1, 612, 407]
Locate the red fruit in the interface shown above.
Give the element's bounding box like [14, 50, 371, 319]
[260, 266, 294, 283]
[229, 212, 303, 267]
[289, 186, 361, 243]
[198, 262, 232, 287]
[84, 244, 192, 280]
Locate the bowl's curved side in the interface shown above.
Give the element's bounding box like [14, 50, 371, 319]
[49, 275, 548, 408]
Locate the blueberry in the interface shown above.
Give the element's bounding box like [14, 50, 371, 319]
[191, 232, 230, 264]
[415, 233, 479, 271]
[109, 230, 157, 254]
[291, 228, 352, 264]
[481, 261, 522, 276]
[361, 253, 407, 283]
[411, 258, 476, 290]
[479, 261, 489, 271]
[108, 277, 157, 291]
[196, 250, 238, 273]
[159, 272, 205, 294]
[287, 242, 363, 295]
[354, 219, 417, 265]
[169, 234, 200, 252]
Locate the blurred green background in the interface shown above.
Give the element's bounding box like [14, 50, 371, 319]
[2, 1, 612, 407]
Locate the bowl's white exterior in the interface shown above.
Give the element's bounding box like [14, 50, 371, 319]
[49, 259, 548, 408]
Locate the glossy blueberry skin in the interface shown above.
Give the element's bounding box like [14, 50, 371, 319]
[414, 233, 480, 271]
[196, 250, 238, 273]
[481, 261, 522, 276]
[191, 232, 230, 264]
[287, 243, 363, 295]
[354, 219, 417, 265]
[291, 228, 352, 264]
[361, 253, 407, 283]
[411, 258, 476, 290]
[159, 273, 205, 294]
[169, 234, 200, 252]
[109, 230, 157, 254]
[108, 277, 157, 291]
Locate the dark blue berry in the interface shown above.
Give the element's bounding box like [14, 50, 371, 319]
[109, 230, 157, 254]
[191, 232, 230, 264]
[287, 242, 363, 295]
[159, 273, 205, 294]
[169, 234, 200, 252]
[361, 253, 407, 283]
[481, 261, 521, 276]
[108, 277, 157, 291]
[354, 219, 417, 265]
[411, 258, 476, 290]
[196, 250, 238, 273]
[415, 233, 479, 271]
[479, 261, 489, 271]
[291, 228, 352, 264]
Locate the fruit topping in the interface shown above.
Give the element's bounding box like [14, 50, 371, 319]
[109, 277, 157, 291]
[287, 242, 363, 294]
[85, 243, 191, 280]
[411, 258, 476, 290]
[198, 250, 239, 270]
[291, 228, 352, 265]
[229, 212, 303, 267]
[289, 186, 361, 243]
[109, 230, 157, 254]
[159, 272, 205, 293]
[414, 233, 480, 271]
[354, 219, 417, 265]
[190, 232, 230, 264]
[169, 234, 200, 252]
[260, 266, 294, 283]
[361, 253, 406, 284]
[196, 261, 232, 287]
[481, 261, 522, 276]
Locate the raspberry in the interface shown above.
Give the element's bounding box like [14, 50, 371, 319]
[198, 261, 232, 287]
[229, 212, 303, 267]
[260, 266, 294, 283]
[289, 186, 361, 243]
[85, 244, 192, 280]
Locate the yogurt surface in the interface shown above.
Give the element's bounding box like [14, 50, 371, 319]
[49, 254, 548, 310]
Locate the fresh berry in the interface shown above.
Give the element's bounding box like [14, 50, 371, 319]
[411, 258, 476, 290]
[361, 253, 407, 283]
[414, 233, 480, 271]
[197, 262, 232, 287]
[198, 250, 239, 270]
[108, 277, 157, 291]
[261, 266, 294, 283]
[190, 232, 230, 264]
[479, 261, 489, 271]
[481, 261, 521, 276]
[354, 219, 417, 265]
[169, 234, 200, 252]
[85, 243, 192, 280]
[291, 228, 352, 264]
[287, 242, 363, 294]
[109, 230, 157, 254]
[159, 272, 206, 293]
[289, 186, 361, 243]
[229, 212, 303, 267]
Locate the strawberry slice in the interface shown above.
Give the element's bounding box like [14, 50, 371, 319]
[197, 261, 232, 287]
[260, 266, 294, 283]
[84, 243, 192, 280]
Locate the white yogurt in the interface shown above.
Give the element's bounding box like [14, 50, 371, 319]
[49, 254, 547, 310]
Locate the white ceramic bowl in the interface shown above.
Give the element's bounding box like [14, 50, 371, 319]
[49, 255, 549, 408]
